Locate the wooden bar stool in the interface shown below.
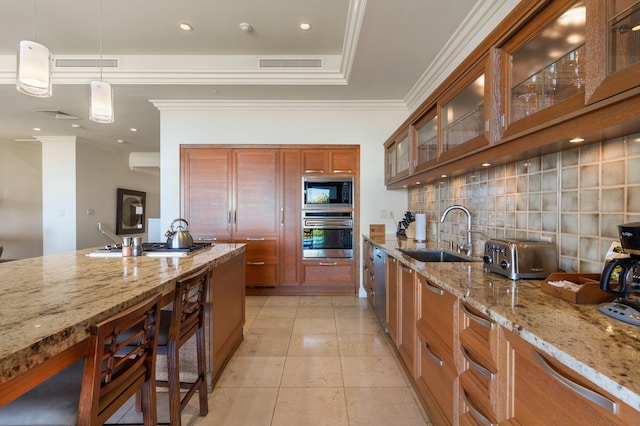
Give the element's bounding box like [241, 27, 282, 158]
[0, 293, 162, 425]
[157, 267, 209, 425]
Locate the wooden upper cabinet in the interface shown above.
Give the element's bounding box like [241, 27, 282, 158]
[384, 130, 410, 184]
[586, 0, 640, 103]
[438, 61, 490, 163]
[499, 0, 587, 138]
[181, 147, 233, 241]
[301, 148, 357, 175]
[412, 109, 438, 174]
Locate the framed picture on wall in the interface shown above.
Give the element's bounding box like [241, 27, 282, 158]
[116, 188, 146, 235]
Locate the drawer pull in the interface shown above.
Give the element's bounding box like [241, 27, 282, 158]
[532, 350, 617, 415]
[246, 261, 265, 265]
[304, 169, 325, 173]
[197, 236, 217, 241]
[423, 342, 443, 367]
[461, 345, 494, 380]
[424, 280, 443, 295]
[319, 262, 338, 266]
[245, 237, 265, 241]
[462, 391, 495, 426]
[400, 266, 413, 273]
[332, 169, 352, 173]
[461, 303, 494, 330]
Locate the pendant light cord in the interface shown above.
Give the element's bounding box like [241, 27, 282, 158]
[33, 0, 37, 41]
[99, 0, 103, 81]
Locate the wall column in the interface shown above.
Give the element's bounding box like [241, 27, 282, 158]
[38, 136, 77, 255]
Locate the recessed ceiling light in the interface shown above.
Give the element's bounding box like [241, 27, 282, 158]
[569, 137, 585, 143]
[71, 124, 81, 128]
[239, 22, 252, 32]
[440, 174, 447, 178]
[179, 23, 193, 31]
[129, 128, 137, 132]
[482, 162, 491, 167]
[633, 25, 640, 31]
[117, 139, 125, 144]
[33, 127, 41, 131]
[299, 23, 311, 31]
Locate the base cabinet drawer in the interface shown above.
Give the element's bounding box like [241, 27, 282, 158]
[416, 328, 456, 425]
[301, 260, 355, 286]
[503, 328, 639, 425]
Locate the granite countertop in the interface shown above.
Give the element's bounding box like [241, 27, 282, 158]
[365, 234, 640, 411]
[0, 243, 245, 386]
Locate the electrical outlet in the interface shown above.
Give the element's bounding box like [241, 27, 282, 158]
[87, 209, 95, 216]
[380, 209, 389, 219]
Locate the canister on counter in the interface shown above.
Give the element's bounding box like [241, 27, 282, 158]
[122, 237, 132, 257]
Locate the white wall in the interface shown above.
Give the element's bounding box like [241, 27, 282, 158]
[76, 142, 161, 250]
[0, 139, 160, 259]
[159, 106, 409, 233]
[0, 140, 42, 259]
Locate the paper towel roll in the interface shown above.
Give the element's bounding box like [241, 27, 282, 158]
[415, 213, 426, 242]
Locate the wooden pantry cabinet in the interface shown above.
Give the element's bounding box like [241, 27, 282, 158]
[181, 145, 359, 294]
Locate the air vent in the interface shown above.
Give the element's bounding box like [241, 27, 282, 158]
[259, 58, 323, 69]
[37, 110, 80, 120]
[55, 58, 119, 68]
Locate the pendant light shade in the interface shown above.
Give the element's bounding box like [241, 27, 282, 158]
[16, 40, 52, 97]
[90, 81, 114, 123]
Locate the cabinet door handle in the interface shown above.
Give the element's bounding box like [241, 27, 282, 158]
[423, 280, 443, 295]
[400, 266, 413, 273]
[246, 261, 265, 265]
[304, 169, 325, 173]
[423, 341, 443, 367]
[461, 345, 494, 380]
[319, 262, 338, 266]
[461, 303, 494, 330]
[280, 208, 284, 225]
[462, 391, 495, 426]
[532, 350, 617, 415]
[332, 169, 352, 173]
[245, 237, 265, 241]
[197, 236, 217, 241]
[227, 209, 232, 226]
[234, 209, 238, 225]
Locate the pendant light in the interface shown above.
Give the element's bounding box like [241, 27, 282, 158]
[90, 0, 114, 123]
[16, 1, 53, 97]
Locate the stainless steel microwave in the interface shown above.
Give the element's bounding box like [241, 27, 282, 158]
[303, 177, 353, 209]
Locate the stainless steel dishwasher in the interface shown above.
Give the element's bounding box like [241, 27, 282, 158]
[373, 246, 387, 330]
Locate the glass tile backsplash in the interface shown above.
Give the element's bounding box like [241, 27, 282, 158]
[408, 133, 640, 273]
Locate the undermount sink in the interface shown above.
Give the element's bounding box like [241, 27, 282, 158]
[399, 249, 479, 263]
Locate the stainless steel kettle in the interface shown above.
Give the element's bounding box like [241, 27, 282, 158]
[165, 218, 194, 249]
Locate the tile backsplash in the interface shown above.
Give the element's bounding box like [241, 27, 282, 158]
[408, 133, 640, 273]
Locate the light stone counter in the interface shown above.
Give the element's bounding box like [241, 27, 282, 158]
[365, 235, 640, 411]
[0, 244, 245, 387]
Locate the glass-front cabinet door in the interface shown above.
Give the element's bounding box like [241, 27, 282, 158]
[608, 0, 640, 74]
[385, 130, 410, 184]
[413, 110, 438, 173]
[509, 0, 586, 124]
[438, 61, 489, 162]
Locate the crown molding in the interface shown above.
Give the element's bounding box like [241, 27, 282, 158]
[150, 99, 408, 111]
[404, 0, 520, 111]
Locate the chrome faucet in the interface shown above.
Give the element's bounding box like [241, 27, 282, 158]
[440, 205, 473, 256]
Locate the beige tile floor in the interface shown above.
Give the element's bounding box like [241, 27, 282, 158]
[111, 295, 431, 426]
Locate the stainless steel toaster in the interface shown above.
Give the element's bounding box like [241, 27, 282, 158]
[483, 239, 558, 279]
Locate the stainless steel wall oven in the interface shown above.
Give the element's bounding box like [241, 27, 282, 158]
[302, 211, 353, 259]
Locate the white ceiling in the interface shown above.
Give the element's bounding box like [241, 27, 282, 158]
[0, 0, 483, 153]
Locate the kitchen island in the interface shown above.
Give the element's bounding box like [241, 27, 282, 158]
[0, 243, 246, 407]
[365, 234, 640, 423]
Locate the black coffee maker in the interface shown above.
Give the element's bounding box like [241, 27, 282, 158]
[599, 223, 640, 325]
[600, 222, 640, 297]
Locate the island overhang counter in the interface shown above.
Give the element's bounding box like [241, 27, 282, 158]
[0, 243, 246, 407]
